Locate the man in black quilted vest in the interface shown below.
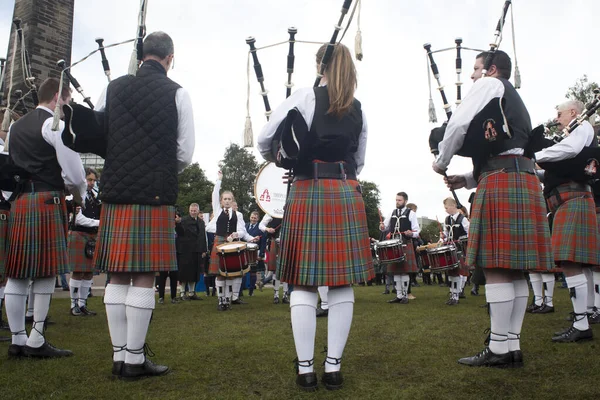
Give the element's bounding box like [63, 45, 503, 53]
[94, 32, 195, 380]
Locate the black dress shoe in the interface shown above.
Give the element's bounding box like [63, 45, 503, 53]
[459, 290, 466, 299]
[112, 361, 124, 376]
[273, 297, 280, 304]
[282, 295, 290, 304]
[381, 289, 390, 295]
[79, 306, 97, 316]
[296, 372, 318, 392]
[387, 297, 409, 304]
[470, 290, 479, 296]
[188, 294, 203, 301]
[322, 371, 344, 390]
[231, 298, 247, 305]
[316, 307, 329, 318]
[526, 302, 540, 313]
[8, 344, 24, 357]
[445, 298, 459, 306]
[121, 359, 170, 380]
[551, 326, 593, 343]
[457, 347, 512, 368]
[510, 350, 523, 368]
[532, 304, 554, 314]
[23, 342, 73, 358]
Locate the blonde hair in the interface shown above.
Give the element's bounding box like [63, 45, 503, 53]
[221, 190, 235, 202]
[443, 197, 456, 207]
[316, 43, 357, 118]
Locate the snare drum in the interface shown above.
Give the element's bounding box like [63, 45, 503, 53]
[376, 239, 406, 264]
[216, 242, 250, 277]
[426, 244, 460, 272]
[246, 243, 259, 267]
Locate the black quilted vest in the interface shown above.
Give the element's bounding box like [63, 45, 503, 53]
[99, 60, 181, 205]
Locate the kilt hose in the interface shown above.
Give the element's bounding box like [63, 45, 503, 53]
[207, 235, 227, 276]
[545, 183, 600, 266]
[386, 241, 419, 274]
[5, 191, 69, 279]
[68, 231, 97, 273]
[94, 204, 177, 273]
[0, 209, 9, 283]
[466, 165, 553, 271]
[276, 178, 374, 287]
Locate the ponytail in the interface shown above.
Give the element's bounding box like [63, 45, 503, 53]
[316, 43, 357, 118]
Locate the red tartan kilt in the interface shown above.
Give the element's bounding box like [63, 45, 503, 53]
[68, 231, 97, 273]
[267, 239, 279, 272]
[0, 209, 9, 283]
[386, 243, 419, 274]
[94, 204, 176, 273]
[208, 235, 227, 275]
[5, 192, 69, 278]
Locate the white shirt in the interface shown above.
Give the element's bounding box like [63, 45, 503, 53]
[383, 207, 421, 239]
[256, 87, 368, 174]
[96, 87, 195, 173]
[205, 179, 247, 237]
[258, 214, 273, 232]
[435, 77, 524, 190]
[75, 208, 100, 228]
[535, 120, 594, 163]
[444, 212, 470, 239]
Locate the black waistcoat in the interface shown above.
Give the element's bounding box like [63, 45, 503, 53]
[389, 208, 412, 239]
[446, 214, 467, 239]
[74, 190, 101, 233]
[216, 210, 237, 237]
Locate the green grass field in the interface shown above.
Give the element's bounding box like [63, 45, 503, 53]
[1, 283, 599, 400]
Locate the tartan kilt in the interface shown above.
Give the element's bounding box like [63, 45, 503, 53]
[386, 243, 419, 274]
[68, 231, 97, 273]
[208, 235, 227, 275]
[0, 209, 9, 283]
[276, 179, 374, 287]
[267, 239, 278, 272]
[545, 185, 600, 266]
[466, 167, 553, 271]
[5, 192, 69, 278]
[94, 204, 177, 273]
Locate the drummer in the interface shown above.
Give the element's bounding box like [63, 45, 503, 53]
[442, 197, 470, 305]
[206, 172, 253, 311]
[379, 192, 421, 304]
[258, 213, 289, 304]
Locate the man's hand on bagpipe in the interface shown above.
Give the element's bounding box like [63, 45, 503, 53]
[444, 175, 467, 191]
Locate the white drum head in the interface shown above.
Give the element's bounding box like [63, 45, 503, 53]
[254, 162, 287, 218]
[218, 242, 247, 252]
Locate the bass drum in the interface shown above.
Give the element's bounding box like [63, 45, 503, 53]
[254, 162, 287, 219]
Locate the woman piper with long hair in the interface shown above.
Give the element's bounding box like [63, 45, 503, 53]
[258, 43, 373, 391]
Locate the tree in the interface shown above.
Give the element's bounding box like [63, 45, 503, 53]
[177, 163, 214, 214]
[359, 180, 382, 239]
[219, 143, 260, 217]
[419, 221, 441, 244]
[566, 75, 599, 105]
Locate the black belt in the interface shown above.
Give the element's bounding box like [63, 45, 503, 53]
[480, 156, 536, 175]
[19, 181, 63, 194]
[547, 182, 592, 200]
[293, 162, 357, 182]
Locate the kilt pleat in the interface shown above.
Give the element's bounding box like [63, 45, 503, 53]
[387, 243, 419, 274]
[545, 186, 600, 266]
[466, 166, 553, 271]
[207, 235, 227, 275]
[5, 192, 69, 278]
[94, 204, 176, 273]
[277, 179, 374, 287]
[0, 209, 9, 282]
[68, 231, 97, 273]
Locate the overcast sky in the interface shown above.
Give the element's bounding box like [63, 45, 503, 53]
[2, 0, 599, 221]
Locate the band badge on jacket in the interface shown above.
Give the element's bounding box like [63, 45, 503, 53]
[585, 158, 599, 176]
[483, 119, 499, 142]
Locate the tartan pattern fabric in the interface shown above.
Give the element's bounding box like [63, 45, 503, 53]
[207, 235, 227, 275]
[545, 185, 600, 265]
[386, 242, 419, 274]
[277, 179, 374, 286]
[466, 168, 553, 270]
[267, 239, 278, 272]
[94, 204, 176, 273]
[5, 192, 69, 278]
[68, 231, 97, 273]
[0, 210, 9, 283]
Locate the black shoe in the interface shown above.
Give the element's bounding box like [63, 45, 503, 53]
[316, 307, 329, 318]
[158, 298, 164, 305]
[8, 344, 24, 358]
[231, 298, 247, 305]
[79, 306, 97, 316]
[589, 311, 600, 325]
[274, 297, 280, 304]
[459, 289, 466, 299]
[171, 298, 180, 304]
[551, 326, 593, 343]
[387, 297, 409, 304]
[296, 372, 318, 392]
[526, 303, 541, 313]
[457, 347, 512, 368]
[446, 298, 459, 306]
[217, 303, 228, 311]
[282, 295, 290, 304]
[70, 306, 83, 316]
[531, 304, 554, 314]
[470, 289, 479, 296]
[112, 361, 124, 377]
[23, 342, 73, 358]
[188, 294, 203, 301]
[322, 371, 344, 390]
[121, 359, 170, 380]
[510, 350, 523, 368]
[381, 289, 390, 295]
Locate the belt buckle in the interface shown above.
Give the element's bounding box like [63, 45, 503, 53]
[0, 213, 6, 221]
[53, 197, 60, 205]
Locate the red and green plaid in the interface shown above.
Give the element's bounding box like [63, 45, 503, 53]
[466, 169, 553, 271]
[277, 179, 374, 287]
[386, 243, 419, 274]
[5, 192, 69, 278]
[267, 240, 278, 272]
[0, 209, 9, 283]
[94, 204, 176, 273]
[545, 185, 600, 266]
[207, 235, 227, 275]
[68, 231, 97, 273]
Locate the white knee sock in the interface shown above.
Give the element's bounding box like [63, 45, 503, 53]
[4, 278, 30, 346]
[69, 279, 82, 309]
[104, 284, 129, 362]
[449, 276, 460, 300]
[594, 272, 600, 309]
[393, 275, 402, 299]
[318, 286, 329, 310]
[509, 280, 529, 352]
[401, 275, 410, 297]
[541, 273, 555, 307]
[216, 279, 224, 298]
[290, 290, 318, 374]
[79, 279, 93, 308]
[125, 286, 155, 365]
[565, 274, 589, 331]
[461, 275, 467, 290]
[485, 283, 515, 355]
[26, 283, 34, 318]
[225, 279, 233, 302]
[326, 287, 354, 373]
[27, 277, 55, 348]
[274, 279, 280, 297]
[232, 278, 241, 301]
[582, 268, 595, 315]
[529, 273, 543, 306]
[283, 282, 289, 295]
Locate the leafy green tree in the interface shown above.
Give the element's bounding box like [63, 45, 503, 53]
[219, 143, 260, 217]
[566, 75, 599, 105]
[176, 163, 214, 214]
[359, 180, 382, 239]
[420, 221, 441, 244]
